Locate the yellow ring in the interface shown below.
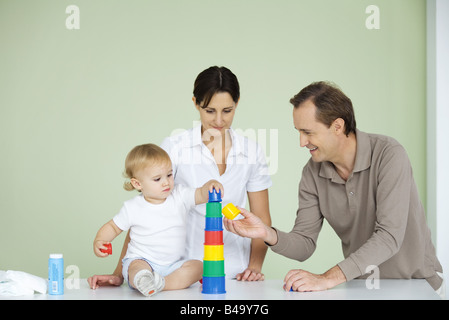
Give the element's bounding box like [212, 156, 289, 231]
[222, 203, 241, 220]
[204, 245, 224, 260]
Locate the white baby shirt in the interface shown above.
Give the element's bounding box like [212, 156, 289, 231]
[113, 184, 196, 266]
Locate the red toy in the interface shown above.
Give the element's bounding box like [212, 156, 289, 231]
[100, 243, 112, 255]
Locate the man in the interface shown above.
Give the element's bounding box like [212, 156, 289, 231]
[223, 81, 445, 297]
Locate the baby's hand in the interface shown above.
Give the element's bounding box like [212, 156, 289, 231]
[204, 180, 224, 199]
[94, 240, 111, 258]
[196, 180, 224, 204]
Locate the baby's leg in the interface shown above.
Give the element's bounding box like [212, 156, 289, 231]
[164, 260, 203, 290]
[128, 259, 164, 296]
[127, 259, 153, 289]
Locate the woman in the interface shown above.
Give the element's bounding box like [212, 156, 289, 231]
[88, 66, 272, 288]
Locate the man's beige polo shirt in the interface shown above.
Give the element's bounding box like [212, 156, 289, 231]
[271, 129, 443, 290]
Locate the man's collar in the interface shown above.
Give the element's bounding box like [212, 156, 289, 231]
[319, 129, 371, 181]
[352, 129, 371, 173]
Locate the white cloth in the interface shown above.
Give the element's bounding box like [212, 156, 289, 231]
[161, 125, 272, 278]
[113, 184, 196, 266]
[0, 270, 47, 296]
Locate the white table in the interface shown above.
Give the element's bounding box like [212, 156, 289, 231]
[1, 278, 440, 300]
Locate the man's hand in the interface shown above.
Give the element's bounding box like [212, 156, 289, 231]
[284, 265, 346, 292]
[223, 207, 278, 245]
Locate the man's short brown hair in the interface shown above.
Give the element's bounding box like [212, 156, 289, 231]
[290, 81, 357, 136]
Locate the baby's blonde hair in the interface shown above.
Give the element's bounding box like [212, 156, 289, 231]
[123, 143, 171, 191]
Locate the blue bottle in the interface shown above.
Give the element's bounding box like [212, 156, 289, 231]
[48, 254, 64, 295]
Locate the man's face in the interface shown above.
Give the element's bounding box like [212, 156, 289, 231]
[293, 99, 339, 163]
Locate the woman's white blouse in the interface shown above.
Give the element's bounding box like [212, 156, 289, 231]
[161, 125, 272, 278]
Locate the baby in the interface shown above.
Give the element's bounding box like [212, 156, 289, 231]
[93, 143, 223, 296]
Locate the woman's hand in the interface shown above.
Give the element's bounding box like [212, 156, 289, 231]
[236, 268, 265, 281]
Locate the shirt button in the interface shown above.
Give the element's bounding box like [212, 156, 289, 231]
[349, 191, 354, 196]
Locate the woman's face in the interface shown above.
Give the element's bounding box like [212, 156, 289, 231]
[194, 92, 238, 136]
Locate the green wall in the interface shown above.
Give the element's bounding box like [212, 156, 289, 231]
[0, 0, 427, 280]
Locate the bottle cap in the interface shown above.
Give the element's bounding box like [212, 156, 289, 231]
[49, 253, 63, 259]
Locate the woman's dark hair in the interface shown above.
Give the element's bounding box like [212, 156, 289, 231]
[289, 81, 357, 136]
[193, 66, 240, 108]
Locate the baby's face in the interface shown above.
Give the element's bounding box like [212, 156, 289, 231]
[134, 161, 174, 204]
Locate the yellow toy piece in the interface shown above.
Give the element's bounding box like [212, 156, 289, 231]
[222, 203, 241, 220]
[203, 245, 224, 260]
